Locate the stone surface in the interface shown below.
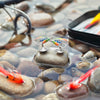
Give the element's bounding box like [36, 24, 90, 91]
[17, 61, 42, 77]
[42, 93, 59, 100]
[56, 84, 88, 100]
[35, 94, 45, 100]
[15, 1, 29, 12]
[0, 51, 19, 67]
[88, 68, 100, 94]
[81, 50, 96, 61]
[0, 91, 14, 100]
[16, 47, 37, 57]
[31, 77, 44, 94]
[38, 68, 64, 81]
[58, 74, 72, 83]
[44, 81, 60, 94]
[34, 47, 69, 68]
[0, 75, 34, 97]
[73, 44, 89, 54]
[77, 61, 92, 70]
[0, 22, 14, 31]
[93, 58, 100, 66]
[28, 12, 54, 27]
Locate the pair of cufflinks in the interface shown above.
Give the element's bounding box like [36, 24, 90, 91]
[39, 43, 64, 55]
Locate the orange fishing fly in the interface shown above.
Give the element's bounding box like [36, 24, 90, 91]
[0, 66, 24, 84]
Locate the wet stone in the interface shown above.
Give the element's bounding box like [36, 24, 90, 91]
[17, 61, 42, 77]
[88, 68, 100, 94]
[81, 50, 96, 62]
[16, 47, 37, 57]
[28, 12, 54, 27]
[0, 51, 19, 67]
[15, 1, 29, 12]
[0, 61, 16, 70]
[25, 98, 36, 100]
[35, 94, 45, 100]
[0, 22, 14, 31]
[30, 77, 44, 95]
[73, 44, 89, 54]
[93, 58, 100, 66]
[70, 67, 84, 77]
[77, 61, 92, 70]
[36, 3, 55, 13]
[68, 39, 76, 47]
[0, 75, 34, 97]
[34, 47, 69, 68]
[44, 81, 60, 94]
[38, 68, 64, 81]
[46, 24, 63, 31]
[42, 93, 59, 100]
[56, 84, 89, 100]
[54, 28, 67, 37]
[0, 91, 14, 100]
[58, 74, 72, 84]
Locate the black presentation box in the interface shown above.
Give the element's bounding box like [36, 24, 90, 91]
[68, 10, 100, 47]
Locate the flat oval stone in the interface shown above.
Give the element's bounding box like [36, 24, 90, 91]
[56, 84, 88, 100]
[0, 75, 34, 97]
[28, 12, 54, 27]
[34, 47, 69, 68]
[38, 68, 64, 81]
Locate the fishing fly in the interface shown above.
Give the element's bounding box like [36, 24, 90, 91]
[66, 65, 99, 90]
[0, 66, 24, 84]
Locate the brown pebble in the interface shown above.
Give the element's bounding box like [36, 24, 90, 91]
[28, 12, 54, 27]
[54, 28, 67, 36]
[73, 44, 89, 54]
[77, 61, 91, 70]
[15, 1, 29, 12]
